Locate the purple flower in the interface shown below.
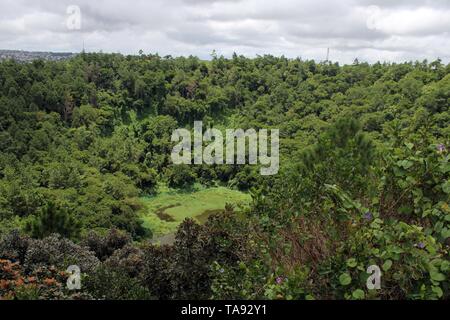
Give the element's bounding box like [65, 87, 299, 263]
[276, 276, 284, 285]
[219, 268, 225, 274]
[417, 242, 426, 249]
[437, 144, 446, 153]
[364, 212, 373, 221]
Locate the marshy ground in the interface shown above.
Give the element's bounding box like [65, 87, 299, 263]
[141, 186, 251, 244]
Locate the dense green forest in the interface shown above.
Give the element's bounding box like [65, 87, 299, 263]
[0, 52, 449, 300]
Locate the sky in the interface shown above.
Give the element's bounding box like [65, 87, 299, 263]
[0, 0, 449, 63]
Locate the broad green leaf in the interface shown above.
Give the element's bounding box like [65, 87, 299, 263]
[339, 273, 352, 286]
[443, 181, 450, 194]
[352, 289, 365, 300]
[430, 271, 446, 282]
[441, 228, 450, 239]
[440, 261, 450, 272]
[382, 260, 393, 272]
[346, 258, 357, 268]
[399, 160, 414, 169]
[432, 286, 443, 298]
[440, 163, 450, 174]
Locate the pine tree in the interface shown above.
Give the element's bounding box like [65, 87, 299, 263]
[301, 117, 375, 196]
[26, 202, 81, 240]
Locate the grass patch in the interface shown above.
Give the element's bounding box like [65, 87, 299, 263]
[140, 186, 251, 237]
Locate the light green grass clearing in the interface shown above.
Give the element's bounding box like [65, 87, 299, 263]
[140, 186, 251, 236]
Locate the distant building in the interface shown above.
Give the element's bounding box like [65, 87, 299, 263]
[0, 50, 76, 62]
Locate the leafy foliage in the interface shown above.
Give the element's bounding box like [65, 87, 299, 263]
[25, 202, 81, 240]
[0, 53, 449, 300]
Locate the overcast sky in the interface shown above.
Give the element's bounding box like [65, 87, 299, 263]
[0, 0, 449, 63]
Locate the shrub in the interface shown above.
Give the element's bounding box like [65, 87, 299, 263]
[0, 230, 30, 264]
[165, 164, 196, 189]
[84, 265, 152, 300]
[82, 229, 131, 261]
[0, 259, 92, 300]
[140, 244, 174, 299]
[323, 218, 449, 300]
[24, 234, 99, 274]
[104, 244, 145, 278]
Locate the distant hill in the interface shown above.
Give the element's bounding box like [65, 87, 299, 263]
[0, 50, 76, 62]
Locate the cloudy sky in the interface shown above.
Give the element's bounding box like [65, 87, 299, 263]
[0, 0, 449, 63]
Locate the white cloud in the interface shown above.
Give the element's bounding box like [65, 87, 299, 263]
[364, 6, 450, 35]
[0, 0, 449, 63]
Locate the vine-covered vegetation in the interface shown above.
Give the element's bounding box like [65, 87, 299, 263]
[0, 53, 449, 299]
